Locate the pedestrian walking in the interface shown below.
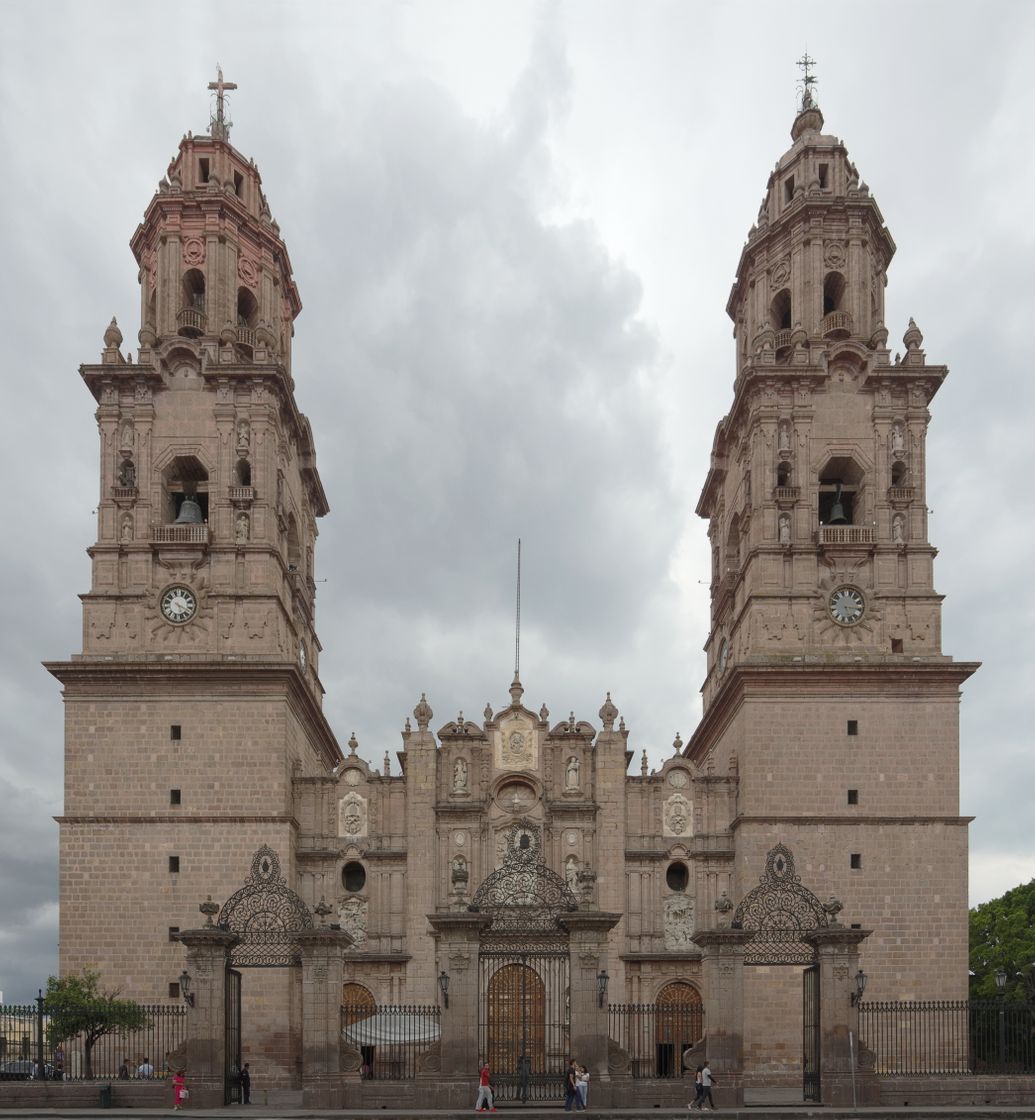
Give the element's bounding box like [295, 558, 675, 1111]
[172, 1068, 188, 1110]
[475, 1058, 495, 1112]
[688, 1064, 704, 1109]
[564, 1058, 581, 1111]
[699, 1061, 716, 1111]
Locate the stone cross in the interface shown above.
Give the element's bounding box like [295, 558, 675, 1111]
[208, 66, 237, 136]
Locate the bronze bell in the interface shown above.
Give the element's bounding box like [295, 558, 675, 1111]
[827, 482, 849, 525]
[174, 495, 204, 524]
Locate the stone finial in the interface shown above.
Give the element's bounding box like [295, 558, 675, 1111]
[568, 711, 576, 732]
[903, 317, 923, 351]
[348, 732, 358, 754]
[314, 896, 333, 927]
[383, 751, 391, 777]
[822, 895, 844, 926]
[619, 715, 626, 733]
[483, 702, 493, 723]
[103, 317, 123, 349]
[509, 674, 524, 706]
[404, 717, 411, 732]
[539, 703, 549, 723]
[199, 895, 219, 927]
[598, 692, 618, 731]
[413, 693, 433, 730]
[673, 731, 684, 754]
[640, 750, 648, 777]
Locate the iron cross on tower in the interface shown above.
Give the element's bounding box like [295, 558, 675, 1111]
[208, 66, 237, 139]
[796, 52, 818, 112]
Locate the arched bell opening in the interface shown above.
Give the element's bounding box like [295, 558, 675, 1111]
[818, 456, 865, 527]
[178, 269, 206, 337]
[777, 462, 792, 488]
[162, 454, 209, 524]
[822, 272, 852, 337]
[235, 458, 252, 487]
[286, 516, 302, 572]
[890, 460, 908, 487]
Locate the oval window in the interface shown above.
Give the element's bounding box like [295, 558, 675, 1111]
[666, 861, 689, 892]
[342, 861, 366, 892]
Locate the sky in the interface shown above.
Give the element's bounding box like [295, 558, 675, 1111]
[1, 0, 1033, 1003]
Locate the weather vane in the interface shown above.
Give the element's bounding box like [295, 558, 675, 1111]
[208, 65, 237, 140]
[796, 52, 818, 112]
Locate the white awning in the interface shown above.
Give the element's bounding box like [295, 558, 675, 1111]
[342, 1013, 441, 1046]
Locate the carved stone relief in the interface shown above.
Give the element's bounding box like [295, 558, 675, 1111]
[496, 715, 537, 770]
[338, 792, 368, 838]
[662, 793, 693, 838]
[664, 895, 696, 949]
[338, 896, 368, 949]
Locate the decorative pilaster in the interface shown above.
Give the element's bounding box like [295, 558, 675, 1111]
[296, 925, 354, 1107]
[559, 911, 622, 1098]
[426, 912, 492, 1078]
[176, 926, 239, 1107]
[804, 927, 878, 1106]
[691, 928, 753, 1102]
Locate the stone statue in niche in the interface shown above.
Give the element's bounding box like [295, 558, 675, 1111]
[118, 456, 136, 488]
[664, 895, 695, 949]
[565, 855, 580, 891]
[891, 423, 905, 453]
[663, 793, 693, 837]
[778, 421, 791, 451]
[778, 512, 791, 545]
[892, 513, 906, 544]
[565, 755, 580, 790]
[237, 419, 250, 447]
[120, 421, 134, 450]
[235, 512, 250, 543]
[338, 897, 367, 949]
[338, 792, 368, 838]
[452, 756, 468, 792]
[120, 514, 133, 543]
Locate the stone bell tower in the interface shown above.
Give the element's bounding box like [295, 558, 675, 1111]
[47, 73, 341, 1020]
[688, 65, 979, 1007]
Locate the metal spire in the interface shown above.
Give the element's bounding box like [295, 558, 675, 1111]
[796, 51, 818, 112]
[208, 65, 237, 140]
[514, 538, 522, 679]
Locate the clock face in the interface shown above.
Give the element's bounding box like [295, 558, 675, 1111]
[829, 585, 865, 626]
[718, 639, 730, 673]
[160, 585, 197, 624]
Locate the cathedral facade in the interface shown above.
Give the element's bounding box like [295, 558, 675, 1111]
[46, 77, 977, 1108]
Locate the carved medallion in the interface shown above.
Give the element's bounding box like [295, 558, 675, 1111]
[238, 255, 259, 287]
[343, 768, 361, 786]
[668, 769, 689, 789]
[662, 793, 693, 837]
[183, 237, 205, 266]
[337, 792, 368, 838]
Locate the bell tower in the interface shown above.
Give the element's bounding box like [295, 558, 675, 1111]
[76, 67, 325, 675]
[688, 63, 979, 1004]
[47, 74, 341, 1034]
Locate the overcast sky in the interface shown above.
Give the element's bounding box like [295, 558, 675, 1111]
[1, 1, 1032, 1003]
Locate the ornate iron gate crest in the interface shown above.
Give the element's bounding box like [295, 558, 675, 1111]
[733, 843, 832, 966]
[218, 845, 313, 967]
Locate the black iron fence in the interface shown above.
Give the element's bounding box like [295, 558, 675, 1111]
[859, 1000, 1035, 1076]
[340, 1002, 440, 1081]
[0, 996, 187, 1081]
[608, 1003, 704, 1079]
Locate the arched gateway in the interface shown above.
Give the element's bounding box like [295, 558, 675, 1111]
[471, 820, 578, 1102]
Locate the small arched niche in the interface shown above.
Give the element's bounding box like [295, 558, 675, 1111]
[769, 288, 792, 331]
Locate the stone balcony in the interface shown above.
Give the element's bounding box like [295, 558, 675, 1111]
[151, 524, 210, 544]
[815, 525, 875, 546]
[820, 309, 853, 338]
[176, 307, 206, 337]
[228, 485, 255, 504]
[773, 485, 800, 504]
[887, 486, 916, 505]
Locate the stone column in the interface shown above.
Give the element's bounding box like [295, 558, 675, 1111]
[559, 911, 622, 1102]
[426, 911, 492, 1094]
[296, 926, 353, 1107]
[691, 928, 753, 1104]
[804, 927, 877, 1106]
[176, 927, 239, 1107]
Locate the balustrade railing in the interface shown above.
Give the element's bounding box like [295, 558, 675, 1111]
[151, 524, 209, 544]
[816, 525, 875, 545]
[821, 310, 853, 337]
[176, 308, 206, 336]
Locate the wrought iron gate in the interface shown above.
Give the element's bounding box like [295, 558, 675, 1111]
[802, 965, 820, 1103]
[479, 941, 570, 1102]
[224, 968, 242, 1105]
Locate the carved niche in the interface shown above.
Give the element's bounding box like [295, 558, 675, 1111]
[338, 896, 368, 949]
[338, 791, 368, 839]
[664, 895, 696, 949]
[662, 793, 693, 838]
[495, 713, 537, 771]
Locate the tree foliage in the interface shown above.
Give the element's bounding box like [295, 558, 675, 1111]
[969, 879, 1035, 1000]
[44, 971, 151, 1078]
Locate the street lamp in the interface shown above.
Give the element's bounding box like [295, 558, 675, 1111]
[850, 969, 868, 1006]
[438, 971, 450, 1009]
[178, 970, 195, 1007]
[995, 968, 1007, 1071]
[597, 970, 609, 1009]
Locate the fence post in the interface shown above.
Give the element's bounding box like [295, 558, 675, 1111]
[35, 990, 46, 1080]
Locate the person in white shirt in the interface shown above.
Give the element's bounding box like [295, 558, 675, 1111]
[700, 1061, 716, 1110]
[576, 1065, 590, 1108]
[137, 1058, 155, 1079]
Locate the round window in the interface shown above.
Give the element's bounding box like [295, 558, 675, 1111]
[342, 861, 366, 893]
[666, 861, 689, 892]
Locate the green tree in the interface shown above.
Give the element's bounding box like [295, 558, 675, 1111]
[44, 971, 151, 1079]
[969, 879, 1035, 1000]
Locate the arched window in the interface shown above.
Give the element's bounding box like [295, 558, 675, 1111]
[777, 462, 792, 488]
[237, 287, 258, 328]
[341, 982, 375, 1023]
[162, 454, 209, 524]
[178, 270, 206, 337]
[818, 456, 865, 526]
[342, 862, 366, 893]
[235, 458, 251, 487]
[725, 514, 740, 572]
[287, 516, 301, 571]
[891, 461, 908, 487]
[769, 288, 792, 331]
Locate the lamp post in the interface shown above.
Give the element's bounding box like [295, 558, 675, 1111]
[178, 970, 195, 1007]
[995, 967, 1007, 1071]
[438, 970, 450, 1009]
[850, 969, 868, 1006]
[596, 970, 609, 1009]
